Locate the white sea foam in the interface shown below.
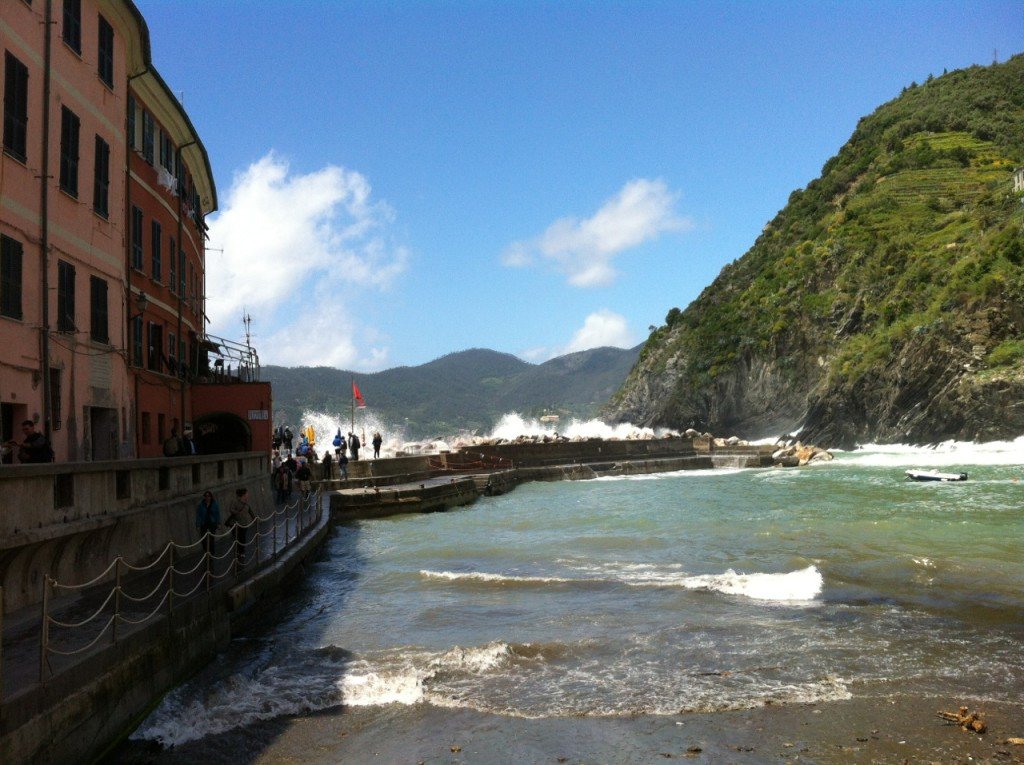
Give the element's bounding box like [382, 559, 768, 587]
[839, 437, 1024, 468]
[298, 410, 402, 458]
[678, 565, 823, 601]
[421, 569, 574, 585]
[337, 661, 427, 706]
[432, 641, 519, 673]
[131, 662, 344, 747]
[578, 561, 823, 601]
[593, 467, 747, 482]
[423, 564, 824, 602]
[486, 412, 677, 442]
[295, 409, 671, 457]
[133, 625, 856, 743]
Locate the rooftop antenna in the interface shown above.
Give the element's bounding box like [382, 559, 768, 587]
[243, 311, 253, 352]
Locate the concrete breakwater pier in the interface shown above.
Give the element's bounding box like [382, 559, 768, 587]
[0, 436, 781, 763]
[330, 434, 778, 519]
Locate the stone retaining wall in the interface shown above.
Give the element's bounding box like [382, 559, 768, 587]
[0, 453, 272, 613]
[0, 504, 331, 765]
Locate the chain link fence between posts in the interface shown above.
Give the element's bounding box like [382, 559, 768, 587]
[0, 488, 323, 688]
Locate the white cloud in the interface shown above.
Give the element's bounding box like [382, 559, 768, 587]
[563, 309, 636, 353]
[522, 309, 637, 362]
[502, 178, 691, 287]
[205, 153, 407, 369]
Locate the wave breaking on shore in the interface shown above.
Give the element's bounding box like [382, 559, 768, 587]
[420, 564, 823, 602]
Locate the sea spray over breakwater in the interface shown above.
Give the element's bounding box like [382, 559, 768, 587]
[294, 409, 677, 458]
[486, 412, 678, 442]
[129, 440, 1024, 752]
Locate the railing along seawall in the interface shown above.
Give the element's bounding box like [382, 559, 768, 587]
[16, 489, 322, 688]
[0, 452, 271, 615]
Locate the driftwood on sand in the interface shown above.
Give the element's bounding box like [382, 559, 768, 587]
[936, 706, 987, 734]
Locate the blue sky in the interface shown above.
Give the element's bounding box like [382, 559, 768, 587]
[134, 0, 1022, 370]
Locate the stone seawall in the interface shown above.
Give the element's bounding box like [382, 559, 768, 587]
[0, 500, 331, 765]
[0, 453, 272, 613]
[458, 436, 700, 467]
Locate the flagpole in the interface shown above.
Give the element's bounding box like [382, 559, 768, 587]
[350, 377, 355, 436]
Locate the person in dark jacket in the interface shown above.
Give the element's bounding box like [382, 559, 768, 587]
[195, 491, 221, 556]
[19, 420, 54, 463]
[372, 431, 383, 459]
[274, 464, 293, 503]
[295, 461, 313, 499]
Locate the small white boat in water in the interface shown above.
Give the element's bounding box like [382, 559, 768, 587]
[905, 469, 968, 482]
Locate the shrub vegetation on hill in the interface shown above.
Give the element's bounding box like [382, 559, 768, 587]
[609, 54, 1024, 446]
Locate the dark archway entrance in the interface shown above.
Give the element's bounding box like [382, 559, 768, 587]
[193, 412, 251, 454]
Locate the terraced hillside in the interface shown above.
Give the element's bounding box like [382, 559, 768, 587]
[606, 55, 1024, 447]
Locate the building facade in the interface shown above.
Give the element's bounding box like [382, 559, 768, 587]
[1, 0, 225, 460]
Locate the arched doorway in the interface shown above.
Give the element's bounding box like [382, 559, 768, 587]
[193, 412, 251, 454]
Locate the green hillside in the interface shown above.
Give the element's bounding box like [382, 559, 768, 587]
[607, 55, 1024, 447]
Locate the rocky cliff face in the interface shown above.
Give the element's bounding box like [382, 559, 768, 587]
[606, 55, 1024, 448]
[801, 301, 1024, 446]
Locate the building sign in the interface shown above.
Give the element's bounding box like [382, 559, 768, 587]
[248, 409, 269, 420]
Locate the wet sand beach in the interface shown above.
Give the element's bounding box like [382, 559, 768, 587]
[121, 696, 1024, 764]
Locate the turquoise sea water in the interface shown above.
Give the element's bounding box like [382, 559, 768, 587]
[131, 442, 1024, 748]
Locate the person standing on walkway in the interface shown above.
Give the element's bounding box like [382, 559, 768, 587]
[274, 464, 292, 503]
[295, 460, 313, 500]
[227, 488, 256, 564]
[348, 432, 360, 461]
[182, 426, 198, 455]
[338, 449, 349, 480]
[372, 431, 383, 459]
[195, 491, 221, 557]
[322, 450, 333, 479]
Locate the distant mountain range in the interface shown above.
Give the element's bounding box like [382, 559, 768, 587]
[263, 345, 641, 439]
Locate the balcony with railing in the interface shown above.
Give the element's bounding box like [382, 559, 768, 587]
[197, 333, 261, 384]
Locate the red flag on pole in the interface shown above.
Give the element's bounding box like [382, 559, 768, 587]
[353, 380, 366, 408]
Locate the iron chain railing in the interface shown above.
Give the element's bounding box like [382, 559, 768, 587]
[32, 489, 322, 682]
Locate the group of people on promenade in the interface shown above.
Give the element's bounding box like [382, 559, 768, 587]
[270, 451, 316, 504]
[1, 420, 55, 464]
[162, 426, 198, 457]
[271, 425, 385, 486]
[192, 423, 390, 565]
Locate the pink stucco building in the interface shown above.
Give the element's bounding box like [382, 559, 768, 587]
[2, 1, 270, 461]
